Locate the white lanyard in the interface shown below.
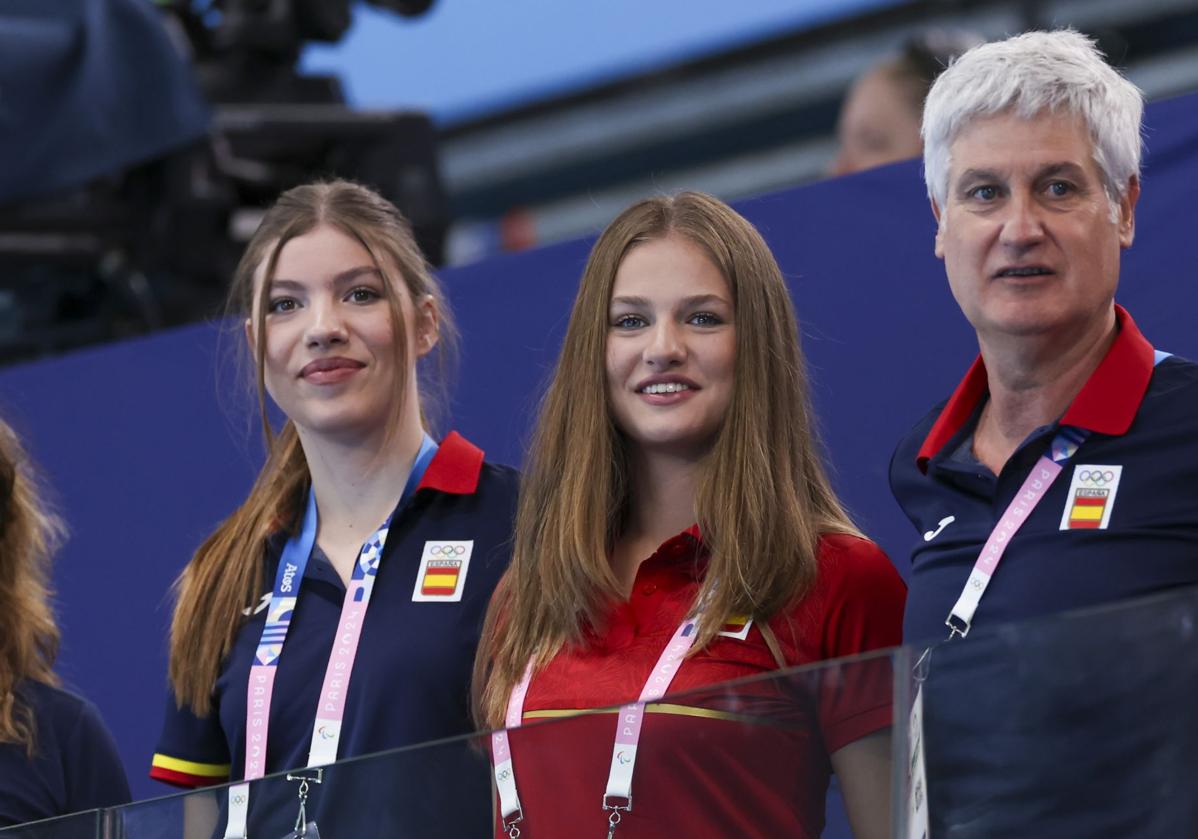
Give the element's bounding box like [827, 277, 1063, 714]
[491, 614, 703, 838]
[226, 435, 436, 838]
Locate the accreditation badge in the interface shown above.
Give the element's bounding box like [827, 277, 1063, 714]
[279, 823, 321, 839]
[907, 686, 929, 839]
[411, 540, 473, 602]
[1059, 465, 1123, 530]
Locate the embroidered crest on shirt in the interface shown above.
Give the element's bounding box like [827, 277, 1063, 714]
[717, 614, 753, 640]
[412, 540, 473, 602]
[1060, 465, 1123, 530]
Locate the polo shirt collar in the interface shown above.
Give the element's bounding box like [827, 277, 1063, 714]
[416, 430, 485, 495]
[645, 525, 707, 582]
[916, 305, 1155, 472]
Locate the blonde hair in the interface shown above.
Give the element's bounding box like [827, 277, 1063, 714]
[0, 418, 65, 753]
[169, 180, 456, 713]
[475, 192, 860, 726]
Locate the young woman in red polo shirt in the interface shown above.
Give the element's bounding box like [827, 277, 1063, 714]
[476, 191, 905, 839]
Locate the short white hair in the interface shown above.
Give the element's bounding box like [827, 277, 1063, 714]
[922, 30, 1143, 210]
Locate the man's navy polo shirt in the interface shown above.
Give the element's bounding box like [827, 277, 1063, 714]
[891, 305, 1198, 643]
[151, 432, 516, 836]
[890, 307, 1198, 836]
[0, 680, 131, 827]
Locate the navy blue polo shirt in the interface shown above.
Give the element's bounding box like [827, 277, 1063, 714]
[0, 680, 131, 827]
[891, 305, 1198, 643]
[891, 307, 1198, 836]
[152, 432, 516, 835]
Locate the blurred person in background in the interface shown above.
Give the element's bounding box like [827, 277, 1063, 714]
[829, 31, 981, 177]
[0, 418, 130, 826]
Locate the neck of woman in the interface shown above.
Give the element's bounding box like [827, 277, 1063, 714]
[298, 411, 426, 579]
[610, 449, 703, 595]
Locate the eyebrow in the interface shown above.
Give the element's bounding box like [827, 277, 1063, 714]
[1036, 161, 1089, 180]
[956, 161, 1091, 188]
[609, 293, 732, 309]
[269, 266, 382, 290]
[955, 168, 1000, 188]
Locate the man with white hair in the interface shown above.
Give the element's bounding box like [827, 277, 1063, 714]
[890, 30, 1198, 835]
[891, 29, 1198, 643]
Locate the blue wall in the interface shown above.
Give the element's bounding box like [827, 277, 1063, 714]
[2, 91, 1195, 808]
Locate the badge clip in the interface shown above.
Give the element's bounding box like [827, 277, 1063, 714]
[284, 768, 323, 838]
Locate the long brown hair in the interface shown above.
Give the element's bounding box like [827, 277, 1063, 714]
[169, 180, 456, 713]
[0, 418, 65, 753]
[475, 191, 861, 726]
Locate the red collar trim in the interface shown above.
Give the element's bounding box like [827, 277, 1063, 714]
[1059, 307, 1154, 434]
[916, 305, 1154, 472]
[416, 431, 484, 495]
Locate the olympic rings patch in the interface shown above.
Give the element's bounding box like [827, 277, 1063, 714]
[1077, 469, 1115, 485]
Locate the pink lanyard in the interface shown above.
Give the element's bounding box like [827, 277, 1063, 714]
[943, 348, 1172, 637]
[226, 436, 437, 838]
[491, 615, 703, 838]
[911, 425, 1092, 837]
[944, 425, 1088, 638]
[226, 494, 393, 838]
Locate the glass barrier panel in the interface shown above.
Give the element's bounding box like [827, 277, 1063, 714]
[899, 585, 1198, 839]
[110, 732, 496, 838]
[90, 647, 898, 839]
[491, 646, 899, 839]
[17, 583, 1198, 838]
[0, 811, 103, 839]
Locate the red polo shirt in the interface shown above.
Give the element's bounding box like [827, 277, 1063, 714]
[502, 529, 905, 838]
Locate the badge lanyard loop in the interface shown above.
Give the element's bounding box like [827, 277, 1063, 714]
[492, 614, 703, 838]
[226, 435, 437, 839]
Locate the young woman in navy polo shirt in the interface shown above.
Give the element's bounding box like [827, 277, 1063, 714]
[476, 192, 905, 839]
[0, 418, 130, 825]
[152, 181, 517, 836]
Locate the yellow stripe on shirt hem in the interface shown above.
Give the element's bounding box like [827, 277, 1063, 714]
[151, 753, 232, 778]
[522, 703, 747, 723]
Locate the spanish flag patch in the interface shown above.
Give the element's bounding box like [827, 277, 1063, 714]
[411, 540, 473, 602]
[1059, 465, 1122, 531]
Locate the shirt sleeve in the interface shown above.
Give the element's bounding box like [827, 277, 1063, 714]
[814, 535, 907, 753]
[150, 690, 232, 788]
[61, 697, 133, 812]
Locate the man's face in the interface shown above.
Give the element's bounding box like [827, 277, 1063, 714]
[933, 109, 1138, 344]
